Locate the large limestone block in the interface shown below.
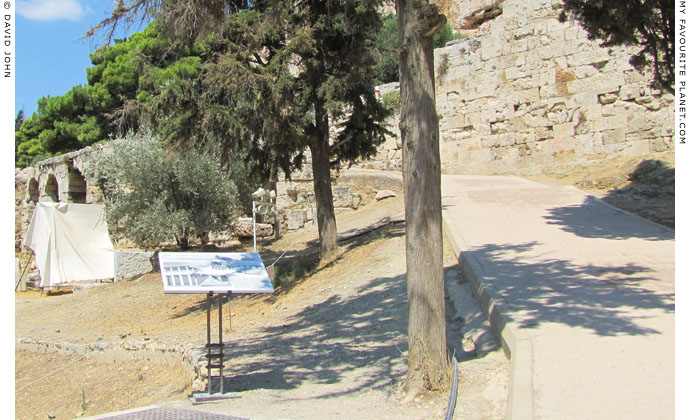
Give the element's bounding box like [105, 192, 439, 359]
[286, 210, 307, 230]
[114, 251, 158, 281]
[332, 186, 354, 208]
[234, 222, 274, 237]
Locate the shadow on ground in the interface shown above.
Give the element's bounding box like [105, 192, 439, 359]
[460, 241, 674, 336]
[172, 222, 407, 319]
[545, 159, 675, 235]
[544, 196, 673, 241]
[219, 272, 409, 398]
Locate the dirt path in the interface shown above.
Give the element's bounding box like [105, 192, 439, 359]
[16, 196, 508, 420]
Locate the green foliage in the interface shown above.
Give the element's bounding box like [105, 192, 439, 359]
[373, 13, 463, 84]
[559, 0, 674, 94]
[273, 258, 315, 288]
[372, 14, 400, 85]
[14, 24, 185, 167]
[15, 109, 24, 132]
[381, 89, 401, 113]
[86, 130, 248, 250]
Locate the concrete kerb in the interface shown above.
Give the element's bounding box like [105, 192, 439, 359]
[442, 210, 534, 420]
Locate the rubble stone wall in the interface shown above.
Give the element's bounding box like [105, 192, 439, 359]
[276, 150, 363, 232]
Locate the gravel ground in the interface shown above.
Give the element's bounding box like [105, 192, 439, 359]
[15, 196, 508, 420]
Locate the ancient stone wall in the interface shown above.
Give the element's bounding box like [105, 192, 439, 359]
[431, 0, 673, 175]
[275, 150, 364, 231]
[14, 146, 105, 250]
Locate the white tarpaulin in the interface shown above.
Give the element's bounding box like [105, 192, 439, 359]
[24, 202, 115, 287]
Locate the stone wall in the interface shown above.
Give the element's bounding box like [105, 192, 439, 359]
[276, 150, 364, 231]
[14, 146, 104, 250]
[431, 0, 673, 175]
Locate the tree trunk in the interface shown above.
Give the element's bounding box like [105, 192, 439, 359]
[396, 0, 450, 394]
[309, 105, 339, 264]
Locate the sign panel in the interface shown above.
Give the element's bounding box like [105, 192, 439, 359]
[158, 252, 274, 294]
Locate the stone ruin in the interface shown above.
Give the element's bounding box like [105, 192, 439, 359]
[15, 0, 675, 250]
[356, 0, 674, 175]
[434, 0, 674, 175]
[14, 146, 371, 254]
[15, 146, 105, 251]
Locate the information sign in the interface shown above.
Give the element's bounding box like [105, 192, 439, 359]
[158, 252, 274, 294]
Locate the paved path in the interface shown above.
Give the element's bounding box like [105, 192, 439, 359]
[441, 175, 674, 420]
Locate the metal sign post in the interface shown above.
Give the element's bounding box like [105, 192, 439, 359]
[252, 201, 257, 252]
[158, 252, 274, 404]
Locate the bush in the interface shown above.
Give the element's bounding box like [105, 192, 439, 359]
[381, 90, 401, 113]
[87, 130, 247, 250]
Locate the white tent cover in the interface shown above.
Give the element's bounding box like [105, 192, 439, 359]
[25, 202, 115, 287]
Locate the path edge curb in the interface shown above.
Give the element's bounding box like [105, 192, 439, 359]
[442, 210, 534, 420]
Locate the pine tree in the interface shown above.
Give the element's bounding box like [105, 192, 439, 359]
[90, 1, 391, 263]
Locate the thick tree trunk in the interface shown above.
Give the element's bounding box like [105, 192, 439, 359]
[396, 0, 450, 393]
[309, 106, 339, 264]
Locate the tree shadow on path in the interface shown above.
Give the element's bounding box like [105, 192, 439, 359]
[219, 272, 410, 399]
[544, 196, 674, 241]
[461, 241, 674, 336]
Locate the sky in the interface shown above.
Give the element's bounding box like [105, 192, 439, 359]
[14, 0, 137, 118]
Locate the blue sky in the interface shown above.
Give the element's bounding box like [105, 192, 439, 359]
[15, 0, 137, 117]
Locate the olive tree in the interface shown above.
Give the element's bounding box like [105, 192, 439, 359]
[88, 130, 245, 250]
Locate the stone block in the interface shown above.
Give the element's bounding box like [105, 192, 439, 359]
[515, 131, 535, 145]
[564, 26, 579, 41]
[286, 210, 307, 230]
[512, 76, 538, 90]
[588, 116, 608, 132]
[490, 121, 507, 134]
[649, 137, 673, 152]
[601, 104, 616, 117]
[114, 251, 157, 281]
[553, 123, 574, 138]
[352, 194, 361, 209]
[574, 65, 598, 79]
[375, 190, 396, 201]
[535, 126, 555, 141]
[332, 185, 354, 208]
[620, 84, 645, 101]
[509, 39, 529, 54]
[481, 135, 501, 148]
[539, 84, 563, 99]
[539, 68, 556, 85]
[566, 48, 611, 68]
[509, 117, 528, 132]
[602, 128, 626, 145]
[481, 108, 502, 124]
[481, 36, 503, 61]
[464, 137, 482, 151]
[582, 104, 603, 119]
[469, 148, 492, 163]
[625, 139, 651, 155]
[605, 115, 627, 130]
[573, 134, 596, 156]
[234, 222, 274, 238]
[538, 45, 555, 60]
[515, 54, 527, 66]
[499, 133, 517, 147]
[524, 113, 551, 128]
[578, 73, 625, 94]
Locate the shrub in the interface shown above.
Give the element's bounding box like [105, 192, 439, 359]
[381, 90, 401, 113]
[88, 130, 247, 250]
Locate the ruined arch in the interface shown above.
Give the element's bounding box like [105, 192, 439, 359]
[44, 175, 59, 202]
[68, 168, 87, 203]
[28, 178, 39, 203]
